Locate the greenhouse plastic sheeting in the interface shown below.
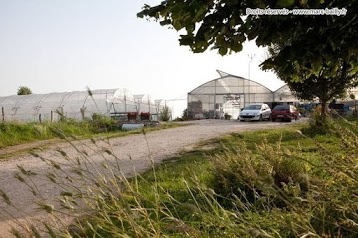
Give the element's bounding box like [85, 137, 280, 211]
[134, 94, 156, 114]
[0, 88, 158, 122]
[187, 73, 299, 119]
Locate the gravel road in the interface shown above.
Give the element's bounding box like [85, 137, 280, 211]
[0, 119, 304, 237]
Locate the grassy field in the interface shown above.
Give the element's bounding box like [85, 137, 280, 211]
[4, 117, 358, 237]
[39, 118, 355, 237]
[0, 120, 184, 149]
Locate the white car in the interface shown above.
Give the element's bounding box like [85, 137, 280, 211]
[238, 104, 271, 121]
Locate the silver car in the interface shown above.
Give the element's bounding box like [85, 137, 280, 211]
[238, 103, 271, 121]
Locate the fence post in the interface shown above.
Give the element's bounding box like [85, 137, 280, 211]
[51, 110, 53, 122]
[80, 107, 85, 120]
[1, 107, 4, 122]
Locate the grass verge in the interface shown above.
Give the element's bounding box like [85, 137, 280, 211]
[0, 120, 185, 149]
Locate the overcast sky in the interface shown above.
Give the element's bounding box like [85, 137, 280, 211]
[0, 0, 285, 115]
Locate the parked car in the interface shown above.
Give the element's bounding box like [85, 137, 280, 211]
[271, 104, 300, 122]
[238, 103, 271, 121]
[193, 113, 206, 120]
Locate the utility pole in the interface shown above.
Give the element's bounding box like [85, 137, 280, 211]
[247, 54, 255, 105]
[248, 54, 255, 80]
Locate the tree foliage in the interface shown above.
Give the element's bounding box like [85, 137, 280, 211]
[138, 0, 358, 111]
[159, 105, 171, 121]
[138, 1, 357, 61]
[17, 86, 32, 95]
[266, 38, 358, 114]
[287, 74, 356, 115]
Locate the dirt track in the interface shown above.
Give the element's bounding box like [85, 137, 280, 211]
[0, 119, 304, 237]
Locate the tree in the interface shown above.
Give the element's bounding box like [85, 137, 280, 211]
[138, 1, 357, 59]
[17, 86, 32, 95]
[182, 108, 188, 120]
[350, 93, 357, 117]
[263, 42, 358, 116]
[287, 75, 356, 116]
[138, 0, 358, 114]
[159, 105, 171, 121]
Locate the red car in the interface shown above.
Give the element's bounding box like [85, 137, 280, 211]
[271, 104, 300, 122]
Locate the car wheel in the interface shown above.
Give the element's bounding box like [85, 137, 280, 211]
[268, 114, 272, 121]
[259, 115, 263, 121]
[271, 118, 276, 122]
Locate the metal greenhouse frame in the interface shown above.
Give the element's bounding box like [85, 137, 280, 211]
[0, 88, 161, 123]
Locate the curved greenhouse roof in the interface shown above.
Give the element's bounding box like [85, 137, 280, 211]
[273, 84, 298, 102]
[189, 74, 273, 105]
[133, 94, 156, 114]
[0, 88, 155, 122]
[189, 75, 272, 95]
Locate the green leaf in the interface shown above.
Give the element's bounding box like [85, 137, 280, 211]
[276, 0, 295, 8]
[227, 0, 239, 6]
[179, 35, 194, 46]
[219, 47, 228, 55]
[160, 19, 171, 26]
[299, 0, 308, 5]
[230, 42, 243, 52]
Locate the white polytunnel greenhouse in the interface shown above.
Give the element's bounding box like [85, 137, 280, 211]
[133, 94, 156, 114]
[187, 71, 299, 119]
[0, 88, 163, 123]
[154, 99, 166, 113]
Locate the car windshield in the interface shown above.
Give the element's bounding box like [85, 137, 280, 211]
[244, 105, 262, 110]
[273, 105, 289, 111]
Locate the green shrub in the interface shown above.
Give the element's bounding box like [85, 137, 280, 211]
[159, 105, 171, 121]
[210, 139, 308, 209]
[90, 113, 118, 132]
[210, 121, 358, 236]
[301, 109, 335, 136]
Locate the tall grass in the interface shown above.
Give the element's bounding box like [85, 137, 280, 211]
[0, 117, 182, 149]
[0, 120, 97, 148]
[0, 118, 357, 237]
